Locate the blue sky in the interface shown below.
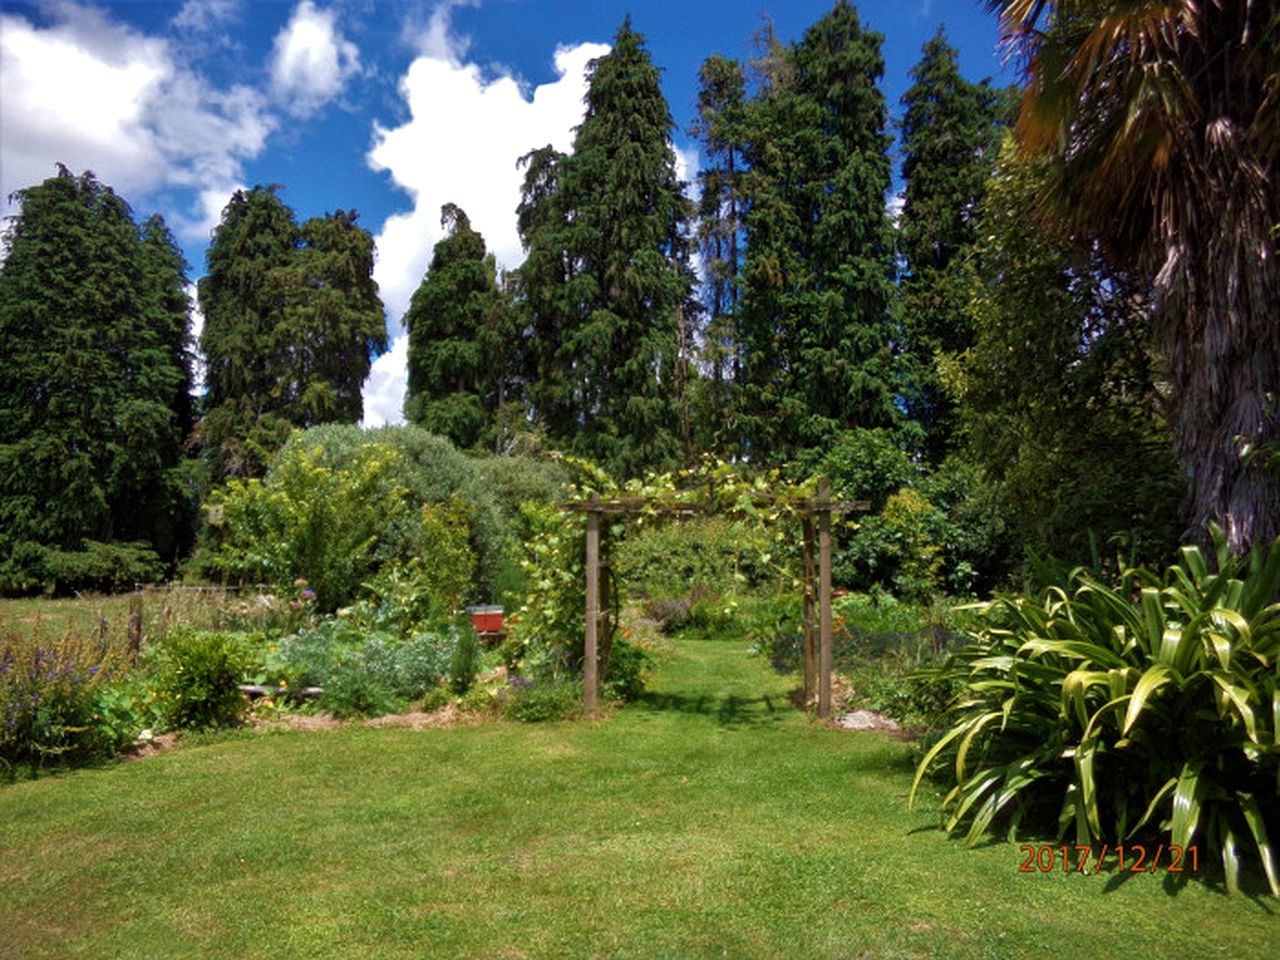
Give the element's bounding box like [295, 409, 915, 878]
[0, 0, 1016, 425]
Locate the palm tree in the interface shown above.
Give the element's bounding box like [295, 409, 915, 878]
[985, 0, 1280, 552]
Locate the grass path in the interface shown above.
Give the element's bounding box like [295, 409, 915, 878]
[1, 640, 1277, 959]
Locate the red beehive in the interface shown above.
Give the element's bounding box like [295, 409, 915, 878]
[467, 605, 503, 633]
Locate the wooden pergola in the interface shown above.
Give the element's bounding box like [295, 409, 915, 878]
[563, 478, 868, 719]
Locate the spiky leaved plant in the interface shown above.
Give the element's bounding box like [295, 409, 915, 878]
[912, 528, 1280, 895]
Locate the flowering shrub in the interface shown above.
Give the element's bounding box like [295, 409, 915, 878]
[0, 632, 120, 772]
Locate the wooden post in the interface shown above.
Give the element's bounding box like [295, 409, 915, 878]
[127, 592, 143, 665]
[801, 516, 817, 708]
[584, 494, 600, 718]
[818, 478, 834, 719]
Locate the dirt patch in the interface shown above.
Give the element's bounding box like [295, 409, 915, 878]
[364, 702, 483, 730]
[119, 731, 180, 761]
[833, 709, 901, 733]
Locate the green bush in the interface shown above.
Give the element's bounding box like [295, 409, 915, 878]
[157, 629, 250, 731]
[0, 632, 121, 772]
[498, 676, 582, 722]
[298, 425, 509, 599]
[616, 518, 771, 599]
[199, 440, 409, 612]
[317, 671, 402, 719]
[912, 531, 1280, 896]
[603, 639, 651, 701]
[469, 454, 568, 530]
[196, 425, 513, 612]
[0, 540, 163, 597]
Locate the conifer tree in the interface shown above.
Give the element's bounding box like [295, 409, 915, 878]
[516, 19, 692, 476]
[736, 2, 898, 462]
[0, 167, 194, 590]
[198, 187, 385, 477]
[690, 54, 748, 455]
[898, 27, 1011, 462]
[405, 204, 517, 451]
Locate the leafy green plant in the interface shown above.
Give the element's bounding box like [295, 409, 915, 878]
[616, 518, 770, 599]
[911, 530, 1280, 896]
[92, 676, 167, 751]
[602, 639, 652, 701]
[317, 671, 403, 719]
[267, 617, 457, 706]
[157, 629, 251, 731]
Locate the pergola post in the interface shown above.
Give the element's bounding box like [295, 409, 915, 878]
[801, 516, 817, 708]
[584, 493, 600, 718]
[818, 477, 834, 719]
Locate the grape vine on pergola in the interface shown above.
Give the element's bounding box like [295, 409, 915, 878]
[563, 478, 868, 719]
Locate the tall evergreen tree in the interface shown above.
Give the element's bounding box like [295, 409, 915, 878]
[898, 27, 1011, 462]
[689, 55, 748, 455]
[516, 18, 692, 476]
[405, 204, 517, 451]
[0, 166, 194, 591]
[736, 2, 898, 462]
[198, 187, 385, 478]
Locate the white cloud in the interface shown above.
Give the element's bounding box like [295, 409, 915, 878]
[186, 281, 207, 392]
[172, 0, 240, 34]
[408, 0, 480, 64]
[673, 142, 700, 198]
[886, 191, 905, 226]
[368, 34, 607, 324]
[0, 2, 272, 239]
[269, 1, 361, 118]
[362, 335, 410, 427]
[362, 3, 609, 428]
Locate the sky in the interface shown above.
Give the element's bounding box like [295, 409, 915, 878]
[0, 0, 1018, 427]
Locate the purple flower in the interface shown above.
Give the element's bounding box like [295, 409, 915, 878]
[301, 589, 316, 600]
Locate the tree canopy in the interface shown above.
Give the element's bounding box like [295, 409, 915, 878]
[405, 204, 517, 452]
[198, 186, 385, 479]
[516, 18, 692, 477]
[0, 166, 195, 591]
[734, 2, 898, 462]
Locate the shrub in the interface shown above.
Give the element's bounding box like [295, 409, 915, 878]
[448, 626, 480, 695]
[911, 531, 1280, 896]
[0, 632, 120, 772]
[200, 441, 409, 612]
[498, 676, 582, 722]
[603, 639, 651, 701]
[298, 425, 509, 598]
[157, 629, 250, 731]
[0, 540, 164, 597]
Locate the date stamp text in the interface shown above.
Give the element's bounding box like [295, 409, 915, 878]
[1018, 844, 1200, 875]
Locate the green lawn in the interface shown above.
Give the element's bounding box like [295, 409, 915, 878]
[1, 639, 1276, 959]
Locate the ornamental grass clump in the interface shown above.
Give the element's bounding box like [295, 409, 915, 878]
[911, 528, 1280, 896]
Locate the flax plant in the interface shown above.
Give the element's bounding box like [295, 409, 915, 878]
[912, 528, 1280, 895]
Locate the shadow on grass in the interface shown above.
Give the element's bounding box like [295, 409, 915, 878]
[635, 690, 792, 728]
